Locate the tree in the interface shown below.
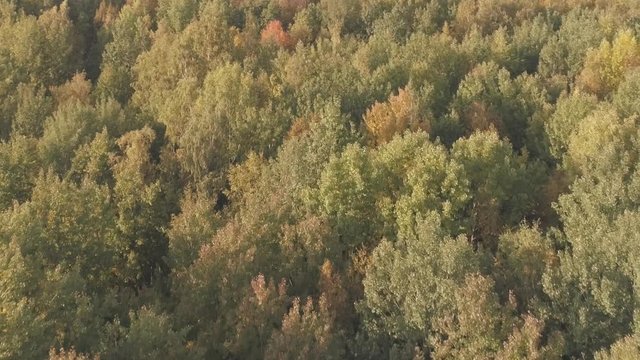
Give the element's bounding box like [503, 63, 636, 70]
[0, 240, 50, 359]
[1, 2, 81, 87]
[450, 62, 549, 154]
[361, 213, 481, 348]
[451, 131, 545, 249]
[613, 69, 640, 118]
[96, 3, 152, 103]
[132, 0, 236, 120]
[265, 296, 346, 360]
[595, 334, 640, 360]
[0, 173, 121, 289]
[313, 144, 381, 251]
[275, 0, 309, 24]
[261, 20, 293, 49]
[102, 307, 195, 360]
[275, 39, 366, 117]
[0, 136, 39, 209]
[398, 32, 466, 119]
[49, 347, 98, 360]
[430, 274, 513, 359]
[543, 111, 640, 356]
[288, 3, 322, 45]
[0, 2, 80, 138]
[394, 139, 469, 236]
[320, 0, 362, 42]
[363, 88, 426, 146]
[352, 32, 407, 107]
[493, 225, 556, 310]
[0, 174, 122, 358]
[564, 108, 639, 178]
[539, 8, 605, 78]
[11, 82, 53, 137]
[226, 274, 289, 359]
[543, 213, 639, 356]
[544, 91, 598, 161]
[0, 47, 23, 139]
[39, 88, 98, 174]
[112, 127, 172, 286]
[179, 63, 292, 179]
[371, 131, 430, 237]
[489, 16, 552, 75]
[157, 0, 200, 32]
[167, 189, 221, 270]
[49, 72, 92, 106]
[452, 0, 541, 38]
[496, 316, 564, 360]
[578, 29, 640, 98]
[66, 129, 116, 185]
[431, 274, 565, 360]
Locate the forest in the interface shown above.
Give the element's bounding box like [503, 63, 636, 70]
[1, 0, 640, 358]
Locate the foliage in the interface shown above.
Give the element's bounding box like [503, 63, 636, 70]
[0, 0, 639, 358]
[363, 88, 426, 145]
[578, 29, 640, 97]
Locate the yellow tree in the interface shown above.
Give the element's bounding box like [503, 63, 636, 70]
[363, 88, 426, 146]
[578, 29, 640, 97]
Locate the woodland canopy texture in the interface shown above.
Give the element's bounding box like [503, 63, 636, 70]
[1, 0, 640, 358]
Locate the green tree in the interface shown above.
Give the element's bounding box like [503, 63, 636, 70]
[101, 307, 195, 360]
[544, 91, 598, 161]
[361, 213, 481, 349]
[11, 82, 53, 137]
[0, 2, 81, 87]
[493, 225, 556, 310]
[275, 39, 366, 117]
[613, 69, 640, 117]
[167, 189, 221, 270]
[0, 136, 39, 209]
[112, 127, 172, 286]
[543, 111, 640, 356]
[595, 334, 640, 360]
[157, 0, 200, 32]
[451, 131, 545, 249]
[398, 32, 466, 119]
[394, 139, 469, 236]
[489, 17, 552, 75]
[96, 3, 152, 103]
[320, 0, 362, 42]
[371, 131, 430, 238]
[539, 8, 605, 78]
[66, 129, 116, 185]
[179, 63, 292, 179]
[313, 144, 381, 252]
[450, 61, 550, 154]
[39, 101, 102, 174]
[0, 174, 122, 358]
[132, 0, 236, 119]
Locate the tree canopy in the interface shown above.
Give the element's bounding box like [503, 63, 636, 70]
[1, 0, 640, 358]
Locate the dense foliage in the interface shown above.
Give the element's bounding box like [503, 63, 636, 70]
[1, 0, 640, 358]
